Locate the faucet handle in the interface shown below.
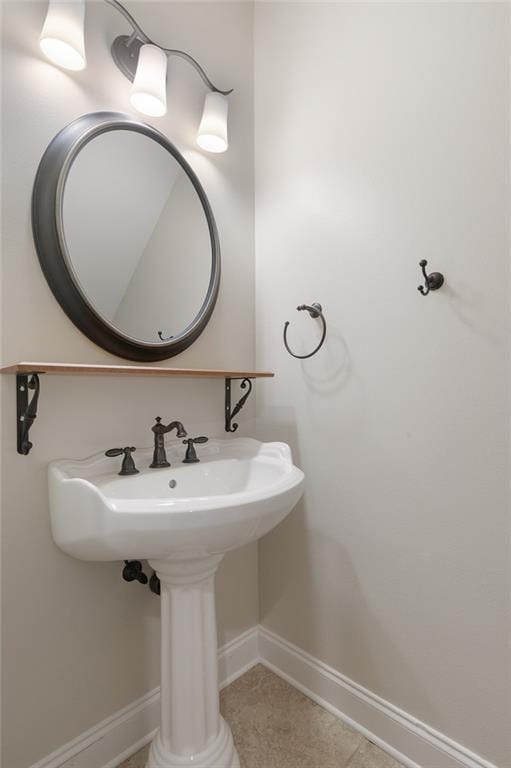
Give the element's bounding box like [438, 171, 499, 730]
[105, 447, 124, 457]
[182, 436, 208, 464]
[122, 560, 148, 585]
[105, 447, 139, 476]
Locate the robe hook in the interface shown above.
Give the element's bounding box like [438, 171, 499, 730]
[418, 260, 444, 296]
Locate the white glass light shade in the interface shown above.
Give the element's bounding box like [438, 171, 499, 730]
[197, 92, 229, 153]
[130, 44, 168, 118]
[40, 0, 86, 71]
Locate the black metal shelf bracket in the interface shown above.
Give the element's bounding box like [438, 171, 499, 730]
[225, 377, 253, 433]
[17, 373, 40, 455]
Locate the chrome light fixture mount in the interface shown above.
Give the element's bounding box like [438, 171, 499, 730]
[110, 34, 144, 83]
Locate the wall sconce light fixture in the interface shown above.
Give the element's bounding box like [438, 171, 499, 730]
[39, 0, 232, 152]
[40, 0, 86, 71]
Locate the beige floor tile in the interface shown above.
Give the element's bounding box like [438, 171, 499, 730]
[118, 743, 149, 768]
[347, 740, 404, 768]
[118, 665, 405, 768]
[220, 664, 363, 768]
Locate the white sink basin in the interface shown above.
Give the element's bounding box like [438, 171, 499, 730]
[49, 438, 304, 561]
[48, 437, 304, 768]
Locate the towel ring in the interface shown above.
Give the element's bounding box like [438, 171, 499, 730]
[283, 303, 327, 359]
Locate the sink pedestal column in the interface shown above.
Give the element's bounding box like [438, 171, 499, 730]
[146, 555, 240, 768]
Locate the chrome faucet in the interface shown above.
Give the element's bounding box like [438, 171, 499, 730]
[150, 417, 187, 468]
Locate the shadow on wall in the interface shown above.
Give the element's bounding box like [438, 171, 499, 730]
[300, 328, 351, 396]
[258, 322, 352, 452]
[442, 283, 502, 347]
[279, 307, 352, 398]
[259, 510, 436, 722]
[257, 331, 356, 480]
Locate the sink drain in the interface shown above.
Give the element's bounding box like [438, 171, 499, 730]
[168, 479, 177, 489]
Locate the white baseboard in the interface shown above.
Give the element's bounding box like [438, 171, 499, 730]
[258, 626, 500, 768]
[30, 627, 259, 768]
[219, 626, 260, 690]
[29, 687, 160, 768]
[30, 624, 499, 768]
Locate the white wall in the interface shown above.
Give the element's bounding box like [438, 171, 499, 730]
[1, 3, 256, 767]
[254, 3, 509, 767]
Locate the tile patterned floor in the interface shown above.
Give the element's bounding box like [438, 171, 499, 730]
[119, 665, 404, 768]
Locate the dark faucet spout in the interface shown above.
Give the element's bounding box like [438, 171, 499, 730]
[150, 417, 187, 468]
[166, 421, 187, 439]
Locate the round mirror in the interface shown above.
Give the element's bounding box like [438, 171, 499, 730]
[32, 112, 220, 361]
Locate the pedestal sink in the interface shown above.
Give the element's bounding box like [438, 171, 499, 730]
[49, 438, 304, 768]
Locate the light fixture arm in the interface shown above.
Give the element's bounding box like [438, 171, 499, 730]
[160, 50, 233, 96]
[104, 0, 148, 42]
[104, 0, 233, 95]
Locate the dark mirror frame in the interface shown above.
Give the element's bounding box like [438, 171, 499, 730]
[32, 112, 220, 362]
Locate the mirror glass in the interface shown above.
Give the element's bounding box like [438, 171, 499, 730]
[62, 130, 212, 345]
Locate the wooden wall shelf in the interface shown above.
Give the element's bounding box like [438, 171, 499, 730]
[1, 362, 274, 455]
[0, 362, 274, 379]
